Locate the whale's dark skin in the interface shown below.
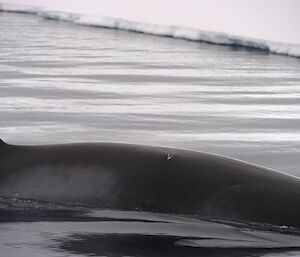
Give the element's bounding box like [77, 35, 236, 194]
[0, 139, 300, 229]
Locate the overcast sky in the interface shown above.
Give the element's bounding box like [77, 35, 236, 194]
[3, 0, 300, 44]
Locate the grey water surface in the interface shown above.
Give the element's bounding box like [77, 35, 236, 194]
[1, 12, 300, 177]
[1, 12, 300, 257]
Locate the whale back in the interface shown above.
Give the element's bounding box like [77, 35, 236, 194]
[0, 141, 300, 228]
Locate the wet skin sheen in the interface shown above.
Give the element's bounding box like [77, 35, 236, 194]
[0, 139, 300, 229]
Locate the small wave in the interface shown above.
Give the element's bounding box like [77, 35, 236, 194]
[0, 3, 299, 58]
[0, 196, 80, 211]
[1, 196, 300, 249]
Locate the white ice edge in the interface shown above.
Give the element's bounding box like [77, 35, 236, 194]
[1, 3, 300, 58]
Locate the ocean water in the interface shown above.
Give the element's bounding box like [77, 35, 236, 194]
[1, 12, 300, 177]
[1, 11, 300, 257]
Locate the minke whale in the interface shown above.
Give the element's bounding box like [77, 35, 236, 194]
[0, 138, 300, 229]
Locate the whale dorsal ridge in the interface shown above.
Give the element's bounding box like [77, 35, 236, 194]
[0, 139, 6, 146]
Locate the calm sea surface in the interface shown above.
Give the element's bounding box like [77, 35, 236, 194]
[1, 12, 300, 177]
[1, 12, 300, 257]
